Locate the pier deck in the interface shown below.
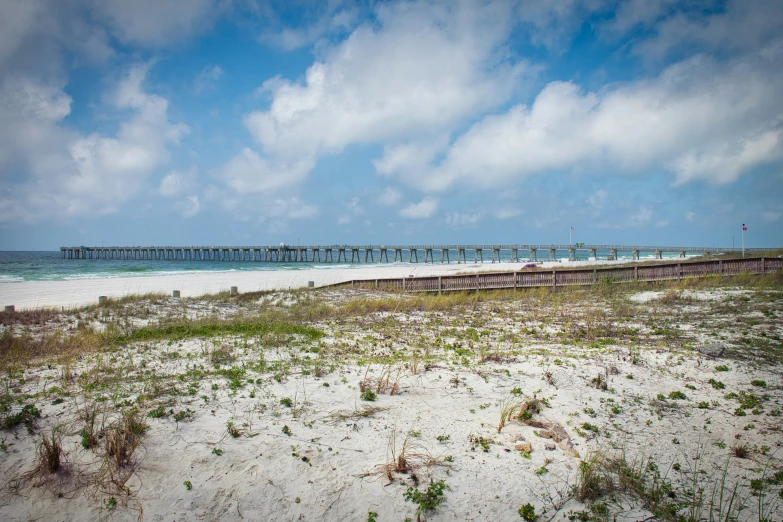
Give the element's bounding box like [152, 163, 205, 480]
[60, 244, 771, 263]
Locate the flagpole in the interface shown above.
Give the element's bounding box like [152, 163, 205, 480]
[741, 224, 745, 258]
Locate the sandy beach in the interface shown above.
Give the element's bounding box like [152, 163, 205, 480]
[0, 258, 668, 311]
[1, 279, 781, 522]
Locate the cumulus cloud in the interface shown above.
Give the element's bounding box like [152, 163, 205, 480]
[91, 0, 220, 47]
[0, 64, 187, 222]
[398, 49, 783, 191]
[399, 197, 438, 219]
[243, 0, 526, 161]
[220, 148, 314, 194]
[262, 2, 361, 51]
[630, 0, 783, 61]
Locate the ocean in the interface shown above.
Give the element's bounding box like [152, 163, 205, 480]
[0, 250, 698, 284]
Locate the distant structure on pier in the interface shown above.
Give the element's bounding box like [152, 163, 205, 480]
[60, 244, 768, 263]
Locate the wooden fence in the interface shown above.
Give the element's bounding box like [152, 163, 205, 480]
[328, 257, 781, 293]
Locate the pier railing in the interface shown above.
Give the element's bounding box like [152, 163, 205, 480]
[326, 257, 781, 293]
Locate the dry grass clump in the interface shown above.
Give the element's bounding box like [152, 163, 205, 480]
[658, 289, 694, 305]
[37, 430, 65, 474]
[384, 429, 429, 481]
[497, 395, 523, 433]
[730, 442, 750, 459]
[209, 343, 235, 365]
[0, 308, 62, 326]
[365, 427, 447, 483]
[575, 452, 614, 502]
[105, 410, 147, 468]
[325, 404, 389, 424]
[360, 364, 405, 395]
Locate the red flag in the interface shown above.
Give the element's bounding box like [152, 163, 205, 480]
[742, 224, 747, 231]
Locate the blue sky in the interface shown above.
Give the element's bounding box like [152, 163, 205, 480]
[0, 0, 781, 250]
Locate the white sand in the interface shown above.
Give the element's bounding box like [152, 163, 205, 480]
[1, 258, 648, 311]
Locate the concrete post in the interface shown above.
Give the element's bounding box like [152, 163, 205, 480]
[172, 290, 181, 298]
[230, 286, 238, 296]
[98, 296, 108, 304]
[4, 305, 15, 312]
[308, 281, 315, 288]
[552, 270, 557, 288]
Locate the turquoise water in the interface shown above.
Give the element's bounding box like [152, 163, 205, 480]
[0, 250, 694, 283]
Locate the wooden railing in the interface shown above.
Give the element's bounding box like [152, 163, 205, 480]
[328, 257, 781, 293]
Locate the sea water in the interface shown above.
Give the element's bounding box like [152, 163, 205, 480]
[0, 250, 699, 284]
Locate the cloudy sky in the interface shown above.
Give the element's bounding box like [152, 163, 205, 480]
[0, 0, 781, 250]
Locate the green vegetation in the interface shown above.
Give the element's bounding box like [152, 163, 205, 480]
[403, 480, 448, 519]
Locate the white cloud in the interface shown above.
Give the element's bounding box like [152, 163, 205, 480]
[220, 148, 314, 194]
[399, 197, 438, 219]
[269, 198, 319, 219]
[243, 1, 526, 161]
[685, 211, 696, 221]
[630, 205, 653, 226]
[495, 207, 523, 219]
[631, 0, 783, 62]
[194, 65, 223, 93]
[91, 0, 220, 47]
[402, 49, 783, 191]
[0, 63, 187, 222]
[177, 195, 200, 218]
[375, 187, 402, 206]
[263, 2, 360, 51]
[588, 189, 607, 209]
[337, 215, 351, 225]
[763, 210, 781, 222]
[445, 211, 483, 227]
[159, 168, 196, 197]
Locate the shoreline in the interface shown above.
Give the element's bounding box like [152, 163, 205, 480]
[1, 257, 682, 310]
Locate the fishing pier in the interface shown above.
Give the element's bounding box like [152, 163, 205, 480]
[60, 244, 768, 263]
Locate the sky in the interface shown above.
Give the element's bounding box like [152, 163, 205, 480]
[0, 0, 781, 250]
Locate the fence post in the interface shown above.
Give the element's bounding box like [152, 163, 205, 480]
[402, 278, 406, 292]
[438, 276, 442, 294]
[719, 259, 723, 275]
[514, 272, 518, 290]
[634, 266, 638, 281]
[552, 270, 557, 288]
[677, 263, 681, 280]
[761, 258, 765, 275]
[476, 273, 479, 290]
